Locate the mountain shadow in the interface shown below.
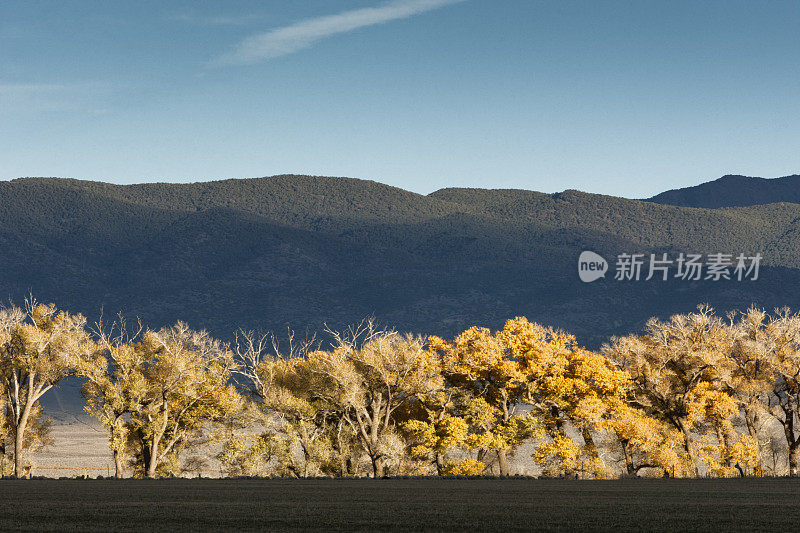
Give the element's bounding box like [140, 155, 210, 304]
[2, 174, 800, 349]
[647, 174, 800, 208]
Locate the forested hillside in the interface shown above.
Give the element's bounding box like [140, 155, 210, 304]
[3, 174, 800, 346]
[647, 174, 800, 208]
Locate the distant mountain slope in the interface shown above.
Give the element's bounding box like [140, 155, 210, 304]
[647, 174, 800, 208]
[3, 175, 800, 349]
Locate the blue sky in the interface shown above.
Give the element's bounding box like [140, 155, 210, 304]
[1, 0, 798, 197]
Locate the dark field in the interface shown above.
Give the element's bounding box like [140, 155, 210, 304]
[1, 478, 798, 532]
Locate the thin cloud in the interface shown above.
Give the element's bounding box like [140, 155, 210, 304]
[211, 0, 466, 67]
[0, 82, 109, 94]
[0, 82, 112, 115]
[0, 83, 68, 94]
[171, 13, 262, 27]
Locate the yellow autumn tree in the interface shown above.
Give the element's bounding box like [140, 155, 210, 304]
[602, 402, 685, 477]
[689, 381, 759, 477]
[429, 320, 540, 476]
[302, 322, 442, 477]
[499, 317, 631, 477]
[722, 307, 778, 474]
[79, 316, 147, 478]
[117, 322, 243, 478]
[250, 355, 348, 477]
[228, 329, 346, 477]
[396, 342, 481, 476]
[402, 415, 475, 475]
[604, 306, 737, 477]
[0, 299, 98, 477]
[760, 309, 800, 476]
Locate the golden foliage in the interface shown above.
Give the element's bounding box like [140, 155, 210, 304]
[9, 298, 800, 479]
[442, 458, 485, 476]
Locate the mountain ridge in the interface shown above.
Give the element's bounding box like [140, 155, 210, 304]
[3, 173, 800, 348]
[647, 174, 800, 208]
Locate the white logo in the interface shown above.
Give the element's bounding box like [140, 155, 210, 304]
[578, 251, 608, 283]
[577, 251, 761, 282]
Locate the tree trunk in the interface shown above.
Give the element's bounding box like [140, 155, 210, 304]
[744, 407, 759, 440]
[789, 443, 800, 477]
[113, 449, 123, 479]
[14, 403, 32, 477]
[298, 422, 311, 477]
[145, 437, 159, 479]
[372, 455, 385, 478]
[497, 449, 509, 476]
[677, 419, 699, 477]
[618, 436, 635, 476]
[14, 429, 25, 478]
[715, 426, 732, 470]
[779, 404, 799, 477]
[146, 459, 157, 478]
[581, 428, 604, 475]
[743, 406, 762, 471]
[477, 449, 487, 464]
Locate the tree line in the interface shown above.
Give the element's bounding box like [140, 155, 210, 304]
[2, 298, 800, 479]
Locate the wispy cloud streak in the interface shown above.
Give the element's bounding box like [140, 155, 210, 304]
[171, 13, 262, 27]
[0, 83, 68, 94]
[211, 0, 465, 66]
[0, 82, 111, 115]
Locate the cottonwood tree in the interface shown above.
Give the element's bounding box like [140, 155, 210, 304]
[723, 308, 778, 473]
[217, 430, 281, 477]
[122, 322, 242, 478]
[602, 403, 685, 477]
[0, 385, 52, 477]
[267, 357, 354, 477]
[79, 316, 145, 478]
[397, 346, 485, 475]
[428, 320, 540, 476]
[605, 307, 736, 477]
[398, 356, 479, 475]
[228, 329, 347, 477]
[306, 321, 442, 477]
[688, 380, 758, 476]
[0, 300, 98, 476]
[719, 308, 800, 476]
[402, 415, 477, 475]
[763, 309, 800, 476]
[497, 317, 630, 477]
